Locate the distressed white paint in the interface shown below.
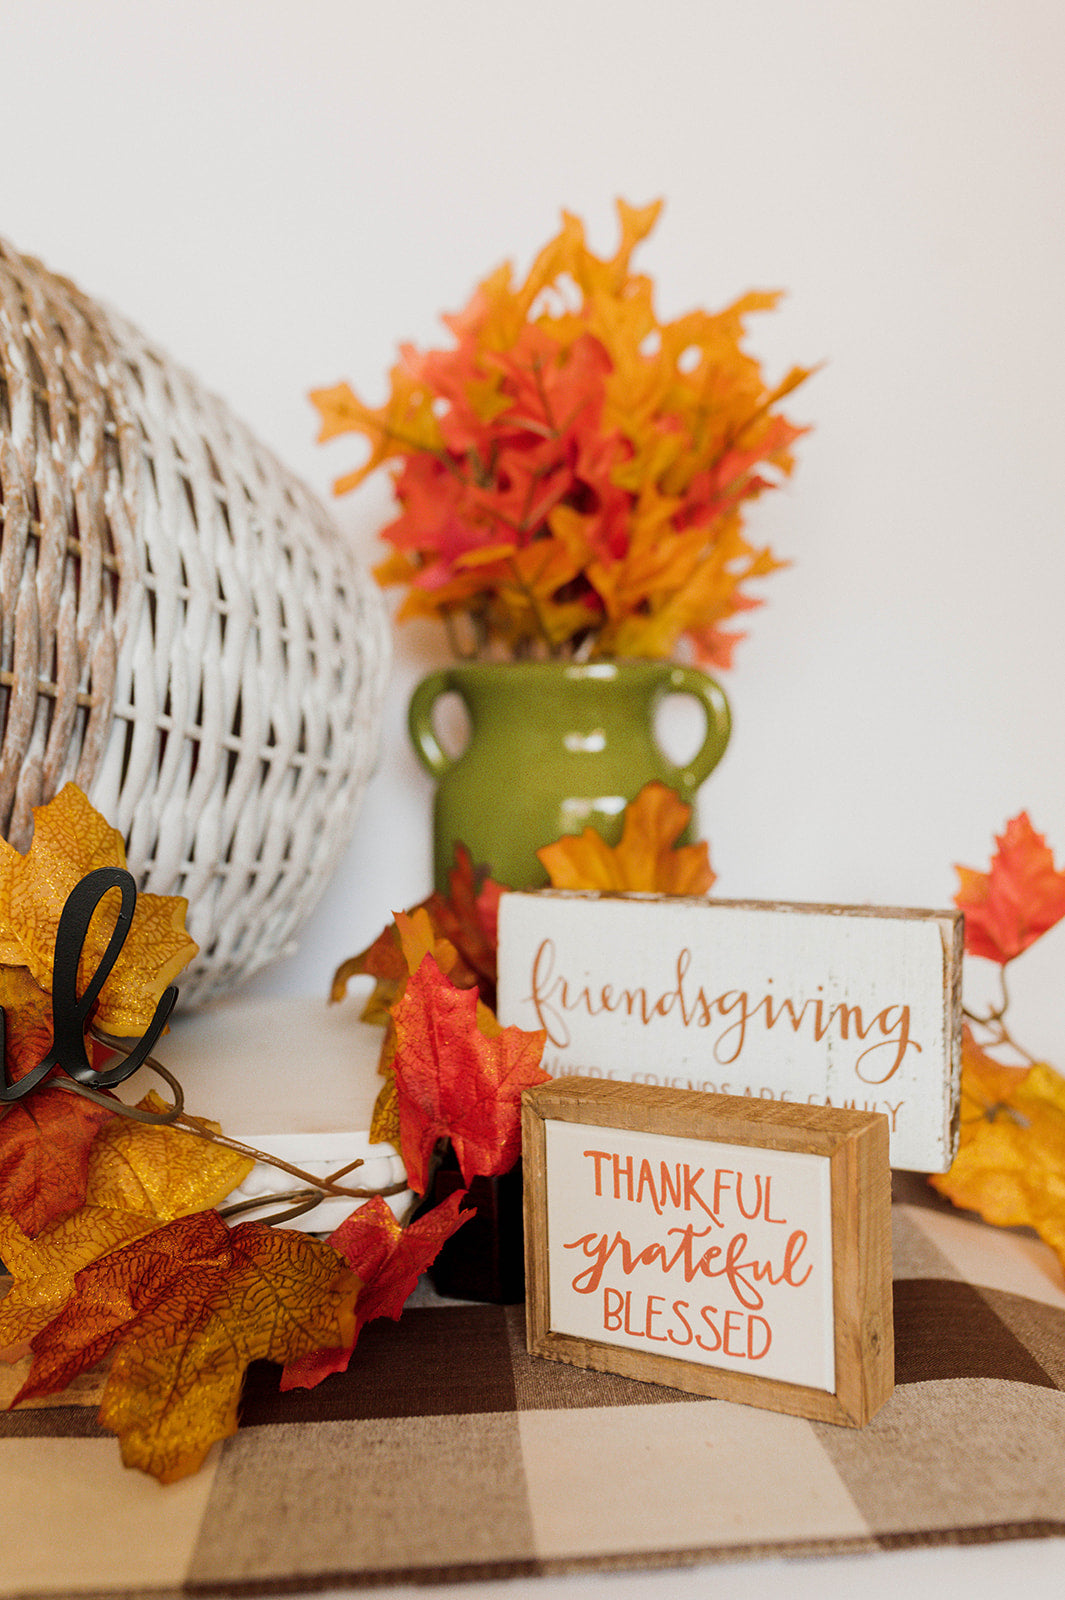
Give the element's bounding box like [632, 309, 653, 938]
[544, 1118, 836, 1391]
[499, 893, 961, 1171]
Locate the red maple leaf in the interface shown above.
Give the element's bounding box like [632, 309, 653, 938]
[428, 844, 504, 1004]
[390, 955, 548, 1194]
[0, 1088, 116, 1237]
[330, 846, 505, 1017]
[954, 813, 1065, 964]
[279, 1190, 472, 1390]
[0, 968, 116, 1235]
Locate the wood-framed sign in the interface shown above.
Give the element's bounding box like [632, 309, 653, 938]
[499, 892, 962, 1172]
[522, 1077, 894, 1427]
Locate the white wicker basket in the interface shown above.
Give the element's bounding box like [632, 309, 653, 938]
[0, 238, 390, 1009]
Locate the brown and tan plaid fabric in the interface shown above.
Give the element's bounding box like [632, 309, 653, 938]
[2, 1177, 1064, 1598]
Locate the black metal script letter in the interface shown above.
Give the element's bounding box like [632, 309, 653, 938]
[0, 866, 178, 1101]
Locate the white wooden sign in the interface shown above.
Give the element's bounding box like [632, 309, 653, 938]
[499, 893, 962, 1172]
[522, 1077, 894, 1427]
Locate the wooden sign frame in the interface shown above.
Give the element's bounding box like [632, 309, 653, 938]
[522, 1077, 894, 1427]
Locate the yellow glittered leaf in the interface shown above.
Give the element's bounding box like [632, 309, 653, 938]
[0, 785, 197, 1036]
[931, 1028, 1065, 1272]
[84, 1095, 254, 1222]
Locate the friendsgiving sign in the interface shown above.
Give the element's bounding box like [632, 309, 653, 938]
[498, 893, 962, 1172]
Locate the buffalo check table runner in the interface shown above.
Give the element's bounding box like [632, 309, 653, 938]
[2, 1176, 1065, 1598]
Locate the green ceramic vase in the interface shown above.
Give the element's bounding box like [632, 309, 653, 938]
[408, 660, 731, 892]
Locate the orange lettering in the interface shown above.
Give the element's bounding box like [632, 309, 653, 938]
[782, 1229, 812, 1287]
[855, 1004, 919, 1083]
[603, 1287, 624, 1331]
[722, 1309, 746, 1356]
[584, 1150, 611, 1196]
[669, 1301, 694, 1346]
[567, 1222, 814, 1307]
[763, 1176, 786, 1224]
[526, 941, 925, 1078]
[528, 940, 569, 1046]
[748, 1315, 772, 1360]
[635, 1158, 663, 1214]
[645, 1295, 668, 1341]
[659, 1162, 682, 1209]
[735, 1172, 763, 1220]
[696, 1305, 722, 1352]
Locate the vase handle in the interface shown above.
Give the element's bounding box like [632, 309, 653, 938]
[408, 670, 460, 779]
[658, 667, 732, 797]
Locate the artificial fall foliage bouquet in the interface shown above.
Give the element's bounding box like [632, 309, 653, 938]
[313, 200, 813, 669]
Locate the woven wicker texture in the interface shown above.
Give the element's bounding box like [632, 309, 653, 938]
[0, 238, 390, 1008]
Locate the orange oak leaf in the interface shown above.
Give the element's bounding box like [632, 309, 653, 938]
[330, 912, 418, 1024]
[0, 967, 117, 1235]
[537, 781, 715, 895]
[393, 907, 459, 980]
[14, 1210, 360, 1483]
[279, 1189, 471, 1389]
[0, 784, 198, 1036]
[954, 813, 1065, 965]
[930, 1027, 1065, 1271]
[0, 1099, 254, 1357]
[331, 847, 504, 1021]
[390, 955, 548, 1194]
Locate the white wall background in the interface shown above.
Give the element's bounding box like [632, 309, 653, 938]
[4, 0, 1065, 1056]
